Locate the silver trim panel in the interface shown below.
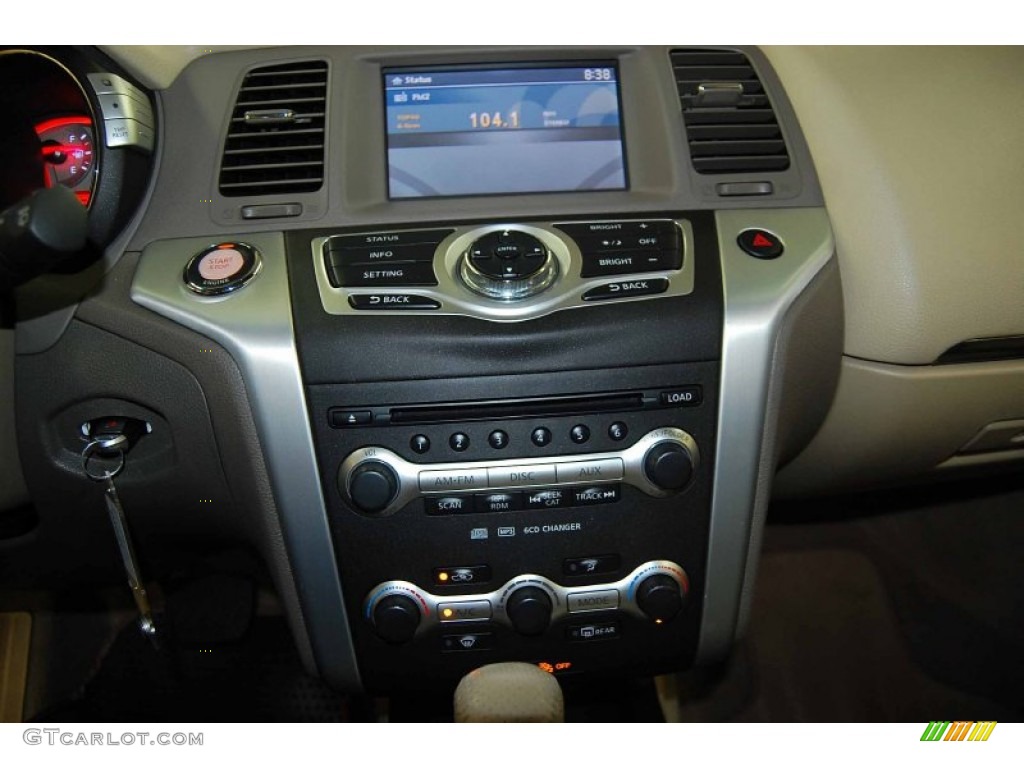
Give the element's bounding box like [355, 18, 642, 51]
[312, 219, 695, 323]
[699, 207, 835, 664]
[130, 232, 361, 689]
[364, 560, 689, 638]
[339, 427, 698, 517]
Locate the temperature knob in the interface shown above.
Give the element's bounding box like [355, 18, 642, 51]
[505, 586, 553, 636]
[371, 594, 421, 643]
[460, 229, 558, 300]
[636, 574, 686, 623]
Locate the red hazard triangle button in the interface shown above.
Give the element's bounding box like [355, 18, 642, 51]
[737, 229, 784, 260]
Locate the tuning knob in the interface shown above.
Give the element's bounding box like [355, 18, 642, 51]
[643, 441, 694, 491]
[347, 461, 398, 514]
[371, 594, 421, 643]
[505, 586, 552, 636]
[636, 574, 685, 623]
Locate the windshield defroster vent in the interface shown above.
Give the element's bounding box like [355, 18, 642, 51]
[218, 60, 328, 197]
[669, 49, 790, 175]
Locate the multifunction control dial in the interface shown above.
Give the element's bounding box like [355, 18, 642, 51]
[459, 228, 558, 301]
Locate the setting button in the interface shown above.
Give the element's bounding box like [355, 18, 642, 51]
[488, 464, 557, 488]
[419, 468, 487, 492]
[438, 600, 492, 622]
[582, 278, 669, 302]
[348, 294, 440, 310]
[332, 262, 437, 288]
[556, 458, 624, 485]
[567, 589, 620, 613]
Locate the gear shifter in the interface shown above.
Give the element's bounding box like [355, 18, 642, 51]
[453, 662, 565, 723]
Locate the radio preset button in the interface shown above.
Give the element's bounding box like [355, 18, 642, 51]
[531, 427, 553, 447]
[570, 425, 590, 444]
[488, 430, 509, 450]
[608, 422, 628, 441]
[438, 600, 493, 622]
[419, 468, 487, 492]
[567, 589, 620, 613]
[449, 433, 470, 452]
[410, 434, 431, 454]
[556, 458, 624, 484]
[488, 464, 557, 488]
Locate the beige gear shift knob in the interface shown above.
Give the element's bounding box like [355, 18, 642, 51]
[454, 662, 565, 722]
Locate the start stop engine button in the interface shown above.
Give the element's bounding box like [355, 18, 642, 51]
[184, 242, 261, 296]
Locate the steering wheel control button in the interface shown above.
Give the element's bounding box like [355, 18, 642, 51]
[659, 386, 702, 407]
[488, 430, 509, 450]
[487, 464, 557, 488]
[438, 600, 492, 622]
[608, 422, 628, 441]
[425, 495, 472, 516]
[347, 461, 398, 514]
[419, 467, 487, 492]
[329, 409, 372, 428]
[333, 262, 438, 288]
[737, 228, 784, 259]
[563, 554, 621, 577]
[348, 294, 441, 311]
[643, 442, 694, 491]
[505, 586, 553, 636]
[410, 434, 431, 454]
[556, 458, 624, 484]
[449, 432, 470, 452]
[567, 621, 621, 642]
[372, 594, 421, 643]
[571, 485, 622, 506]
[460, 228, 558, 300]
[581, 278, 669, 302]
[567, 589, 620, 613]
[442, 632, 495, 652]
[525, 489, 569, 510]
[475, 493, 523, 514]
[184, 242, 261, 296]
[570, 424, 591, 444]
[434, 565, 492, 587]
[531, 427, 553, 447]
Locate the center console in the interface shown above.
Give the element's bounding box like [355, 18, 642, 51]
[119, 45, 841, 693]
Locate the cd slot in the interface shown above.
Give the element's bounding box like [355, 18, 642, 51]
[389, 393, 645, 426]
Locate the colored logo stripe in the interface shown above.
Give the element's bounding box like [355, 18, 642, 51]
[921, 721, 996, 742]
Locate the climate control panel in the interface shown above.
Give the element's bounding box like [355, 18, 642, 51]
[364, 560, 689, 643]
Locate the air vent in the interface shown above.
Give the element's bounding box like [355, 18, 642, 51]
[669, 49, 790, 175]
[218, 60, 328, 197]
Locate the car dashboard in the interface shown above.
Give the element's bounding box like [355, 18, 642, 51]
[1, 45, 1022, 704]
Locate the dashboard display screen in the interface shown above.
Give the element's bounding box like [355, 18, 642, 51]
[383, 64, 627, 199]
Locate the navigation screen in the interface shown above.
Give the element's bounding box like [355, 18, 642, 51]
[383, 64, 627, 199]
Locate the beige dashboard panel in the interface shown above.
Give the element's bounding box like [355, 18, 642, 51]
[773, 357, 1024, 497]
[763, 46, 1024, 365]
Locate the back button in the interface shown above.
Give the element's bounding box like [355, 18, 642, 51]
[349, 294, 440, 310]
[582, 278, 669, 302]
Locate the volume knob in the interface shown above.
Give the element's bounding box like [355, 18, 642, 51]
[347, 461, 398, 514]
[643, 441, 694, 491]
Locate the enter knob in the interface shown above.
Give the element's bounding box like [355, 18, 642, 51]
[643, 441, 694, 491]
[505, 586, 552, 636]
[372, 594, 421, 643]
[347, 461, 398, 514]
[636, 574, 685, 622]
